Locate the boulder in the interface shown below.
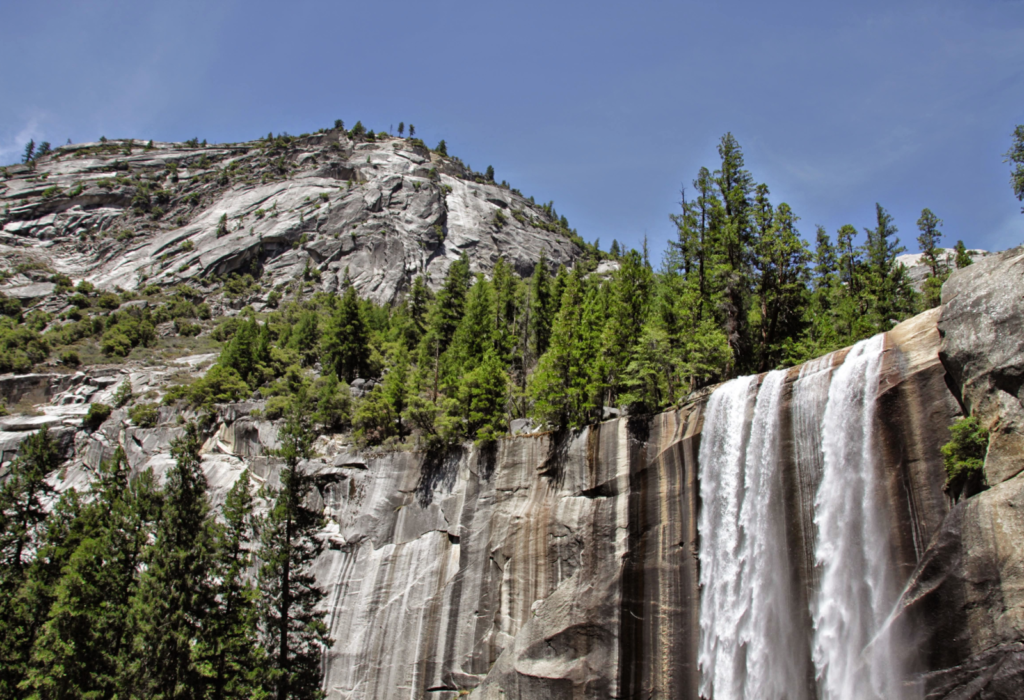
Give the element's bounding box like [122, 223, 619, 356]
[940, 246, 1024, 485]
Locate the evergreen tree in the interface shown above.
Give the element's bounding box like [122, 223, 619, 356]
[434, 140, 447, 156]
[127, 422, 216, 699]
[601, 249, 654, 404]
[201, 470, 265, 699]
[917, 208, 946, 308]
[529, 252, 555, 359]
[441, 273, 496, 391]
[290, 310, 321, 367]
[417, 254, 472, 400]
[408, 275, 433, 345]
[713, 133, 755, 367]
[26, 449, 161, 698]
[863, 204, 915, 328]
[0, 428, 60, 695]
[397, 122, 405, 137]
[322, 285, 370, 382]
[528, 268, 603, 428]
[485, 165, 495, 181]
[1006, 124, 1024, 212]
[751, 202, 810, 370]
[257, 392, 332, 700]
[409, 124, 415, 137]
[954, 240, 973, 269]
[22, 140, 35, 164]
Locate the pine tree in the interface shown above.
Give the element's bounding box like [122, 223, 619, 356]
[528, 268, 603, 428]
[1006, 125, 1024, 212]
[485, 165, 495, 181]
[601, 249, 654, 404]
[409, 124, 415, 138]
[22, 140, 35, 163]
[751, 201, 810, 370]
[435, 140, 447, 156]
[417, 254, 472, 400]
[954, 240, 973, 269]
[26, 449, 161, 698]
[397, 122, 405, 137]
[917, 208, 946, 308]
[529, 252, 555, 359]
[290, 310, 321, 367]
[0, 428, 60, 694]
[258, 392, 332, 700]
[714, 133, 755, 367]
[322, 285, 370, 382]
[863, 203, 915, 328]
[127, 422, 217, 699]
[201, 469, 265, 699]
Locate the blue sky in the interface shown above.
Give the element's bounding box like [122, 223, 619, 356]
[2, 0, 1022, 261]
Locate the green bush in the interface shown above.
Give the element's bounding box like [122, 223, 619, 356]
[96, 292, 122, 310]
[83, 403, 112, 431]
[174, 318, 202, 337]
[0, 293, 22, 319]
[100, 315, 155, 357]
[68, 293, 91, 309]
[60, 350, 81, 367]
[112, 379, 133, 408]
[0, 318, 50, 372]
[185, 365, 250, 407]
[941, 415, 990, 501]
[128, 402, 159, 428]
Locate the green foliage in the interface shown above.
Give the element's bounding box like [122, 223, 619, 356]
[258, 393, 332, 699]
[184, 365, 251, 407]
[1006, 124, 1024, 212]
[434, 139, 448, 156]
[128, 403, 159, 428]
[60, 349, 81, 367]
[101, 314, 155, 357]
[0, 317, 49, 372]
[83, 403, 112, 431]
[954, 240, 973, 269]
[941, 416, 989, 502]
[322, 286, 370, 382]
[113, 378, 133, 408]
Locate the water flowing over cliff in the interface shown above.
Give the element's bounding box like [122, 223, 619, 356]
[698, 336, 917, 700]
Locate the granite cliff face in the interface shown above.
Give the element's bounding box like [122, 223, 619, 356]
[17, 295, 986, 699]
[0, 131, 583, 304]
[6, 146, 1024, 695]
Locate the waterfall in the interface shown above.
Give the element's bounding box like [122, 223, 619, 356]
[698, 371, 809, 700]
[811, 334, 905, 700]
[697, 334, 910, 700]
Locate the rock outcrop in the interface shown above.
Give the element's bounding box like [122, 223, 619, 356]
[1, 132, 583, 303]
[891, 245, 1024, 697]
[939, 246, 1024, 485]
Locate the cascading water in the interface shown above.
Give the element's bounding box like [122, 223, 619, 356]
[811, 334, 905, 700]
[697, 334, 910, 700]
[698, 371, 809, 700]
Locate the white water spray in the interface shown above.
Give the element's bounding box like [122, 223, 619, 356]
[698, 371, 809, 700]
[812, 334, 905, 700]
[697, 334, 911, 700]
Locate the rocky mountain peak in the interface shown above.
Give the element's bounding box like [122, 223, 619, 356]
[1, 128, 585, 304]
